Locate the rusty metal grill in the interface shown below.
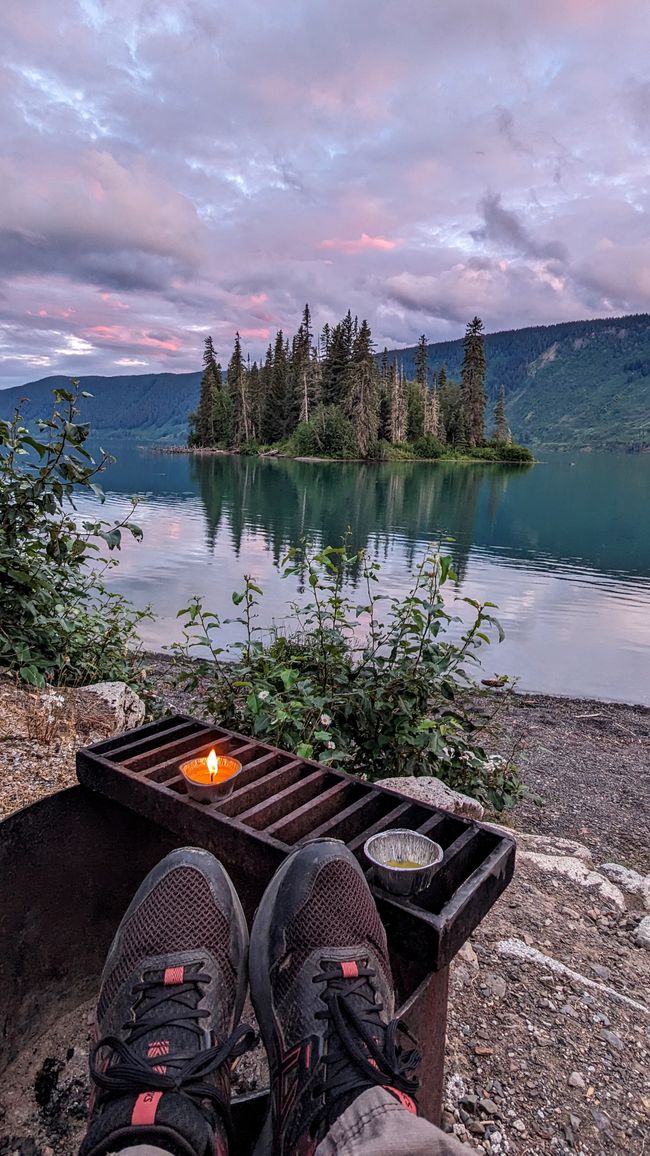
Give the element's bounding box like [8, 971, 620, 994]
[77, 714, 514, 973]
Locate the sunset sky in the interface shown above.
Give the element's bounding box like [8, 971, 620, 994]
[1, 0, 649, 387]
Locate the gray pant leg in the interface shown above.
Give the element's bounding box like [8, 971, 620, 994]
[315, 1088, 474, 1156]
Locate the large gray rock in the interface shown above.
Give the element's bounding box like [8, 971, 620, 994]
[598, 863, 650, 910]
[634, 916, 650, 950]
[79, 681, 146, 734]
[377, 775, 484, 819]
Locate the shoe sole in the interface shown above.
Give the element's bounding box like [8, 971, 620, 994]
[249, 839, 368, 1156]
[100, 846, 250, 1027]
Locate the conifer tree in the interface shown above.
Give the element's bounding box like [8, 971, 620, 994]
[321, 321, 351, 406]
[248, 361, 263, 440]
[346, 319, 379, 456]
[461, 316, 487, 446]
[423, 381, 441, 438]
[492, 383, 511, 443]
[415, 334, 428, 386]
[407, 380, 425, 440]
[390, 358, 407, 443]
[262, 329, 289, 442]
[189, 335, 219, 446]
[227, 332, 251, 445]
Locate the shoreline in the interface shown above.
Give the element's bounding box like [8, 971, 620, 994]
[146, 444, 536, 465]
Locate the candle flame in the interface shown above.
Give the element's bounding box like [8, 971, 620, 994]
[207, 748, 219, 779]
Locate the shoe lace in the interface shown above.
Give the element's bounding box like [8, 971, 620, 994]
[89, 967, 256, 1124]
[312, 961, 420, 1114]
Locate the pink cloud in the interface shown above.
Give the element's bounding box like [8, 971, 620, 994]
[239, 326, 270, 339]
[319, 233, 400, 254]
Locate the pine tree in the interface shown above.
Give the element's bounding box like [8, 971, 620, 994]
[189, 335, 219, 446]
[321, 321, 352, 406]
[461, 316, 487, 447]
[415, 334, 428, 386]
[407, 379, 425, 440]
[248, 361, 263, 440]
[390, 357, 407, 443]
[346, 319, 379, 456]
[492, 383, 511, 443]
[292, 303, 318, 425]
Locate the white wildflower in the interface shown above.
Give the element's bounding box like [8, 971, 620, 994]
[326, 740, 335, 750]
[320, 713, 332, 727]
[257, 689, 270, 701]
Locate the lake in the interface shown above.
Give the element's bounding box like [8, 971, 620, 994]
[86, 446, 650, 705]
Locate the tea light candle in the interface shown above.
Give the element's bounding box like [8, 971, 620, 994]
[180, 749, 242, 802]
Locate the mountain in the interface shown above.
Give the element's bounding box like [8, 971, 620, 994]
[393, 313, 650, 450]
[2, 313, 650, 449]
[0, 371, 201, 442]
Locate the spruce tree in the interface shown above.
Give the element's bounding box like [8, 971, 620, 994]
[321, 320, 352, 407]
[248, 361, 262, 440]
[262, 329, 289, 442]
[346, 319, 379, 456]
[461, 316, 487, 447]
[492, 384, 511, 443]
[407, 379, 425, 440]
[227, 332, 251, 445]
[189, 335, 220, 446]
[415, 334, 428, 386]
[423, 381, 441, 438]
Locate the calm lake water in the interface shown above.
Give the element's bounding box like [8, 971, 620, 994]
[86, 446, 650, 705]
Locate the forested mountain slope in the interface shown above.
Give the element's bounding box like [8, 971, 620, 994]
[2, 313, 649, 448]
[395, 313, 650, 449]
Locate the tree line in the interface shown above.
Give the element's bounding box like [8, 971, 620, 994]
[188, 307, 522, 459]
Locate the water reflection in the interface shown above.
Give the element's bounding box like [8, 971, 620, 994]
[90, 447, 650, 703]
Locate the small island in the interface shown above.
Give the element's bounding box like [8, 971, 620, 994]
[183, 309, 534, 464]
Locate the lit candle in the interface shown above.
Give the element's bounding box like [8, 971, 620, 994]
[180, 748, 242, 802]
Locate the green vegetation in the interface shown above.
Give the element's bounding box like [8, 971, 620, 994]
[188, 308, 533, 462]
[0, 385, 149, 687]
[171, 543, 531, 813]
[4, 312, 650, 449]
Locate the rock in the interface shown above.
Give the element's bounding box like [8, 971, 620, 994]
[441, 1110, 455, 1133]
[482, 972, 507, 999]
[377, 775, 484, 819]
[79, 681, 146, 734]
[458, 942, 480, 971]
[517, 852, 626, 910]
[599, 1028, 624, 1051]
[485, 826, 593, 862]
[479, 1098, 500, 1116]
[568, 1072, 586, 1089]
[634, 915, 650, 949]
[569, 1115, 581, 1131]
[512, 1119, 526, 1133]
[590, 963, 611, 979]
[597, 863, 650, 909]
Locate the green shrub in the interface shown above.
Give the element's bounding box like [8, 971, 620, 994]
[411, 434, 446, 459]
[493, 442, 535, 462]
[466, 445, 499, 461]
[290, 405, 357, 458]
[171, 545, 530, 812]
[0, 385, 151, 687]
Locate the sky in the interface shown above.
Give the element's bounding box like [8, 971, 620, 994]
[1, 0, 649, 388]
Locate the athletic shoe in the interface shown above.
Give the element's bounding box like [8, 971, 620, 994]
[80, 847, 255, 1156]
[249, 839, 420, 1155]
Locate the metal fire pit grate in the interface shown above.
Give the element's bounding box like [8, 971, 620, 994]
[77, 714, 514, 973]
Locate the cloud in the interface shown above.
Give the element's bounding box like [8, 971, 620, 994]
[0, 0, 649, 385]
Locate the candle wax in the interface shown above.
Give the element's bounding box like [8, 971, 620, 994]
[183, 757, 239, 784]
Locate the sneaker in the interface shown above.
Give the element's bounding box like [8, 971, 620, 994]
[249, 839, 420, 1155]
[80, 847, 255, 1156]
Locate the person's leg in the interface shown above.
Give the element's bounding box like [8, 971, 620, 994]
[80, 847, 255, 1156]
[315, 1087, 472, 1155]
[248, 838, 473, 1156]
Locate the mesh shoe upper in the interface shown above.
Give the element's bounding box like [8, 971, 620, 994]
[81, 848, 253, 1156]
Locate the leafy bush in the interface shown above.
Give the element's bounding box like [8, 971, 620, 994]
[492, 442, 535, 462]
[171, 545, 529, 811]
[290, 405, 357, 458]
[411, 434, 446, 459]
[466, 445, 499, 461]
[0, 385, 150, 687]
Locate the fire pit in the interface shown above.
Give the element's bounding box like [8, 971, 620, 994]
[0, 714, 514, 1151]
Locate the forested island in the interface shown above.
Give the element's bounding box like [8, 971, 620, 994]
[188, 308, 534, 462]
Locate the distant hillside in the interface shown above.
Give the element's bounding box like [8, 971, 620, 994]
[2, 313, 650, 448]
[0, 371, 201, 442]
[393, 313, 650, 450]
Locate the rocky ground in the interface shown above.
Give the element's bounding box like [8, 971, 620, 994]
[1, 675, 648, 1155]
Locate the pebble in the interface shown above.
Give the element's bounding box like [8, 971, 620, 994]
[590, 963, 611, 979]
[634, 916, 650, 949]
[599, 1028, 624, 1052]
[568, 1072, 586, 1089]
[479, 1098, 500, 1116]
[512, 1119, 526, 1133]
